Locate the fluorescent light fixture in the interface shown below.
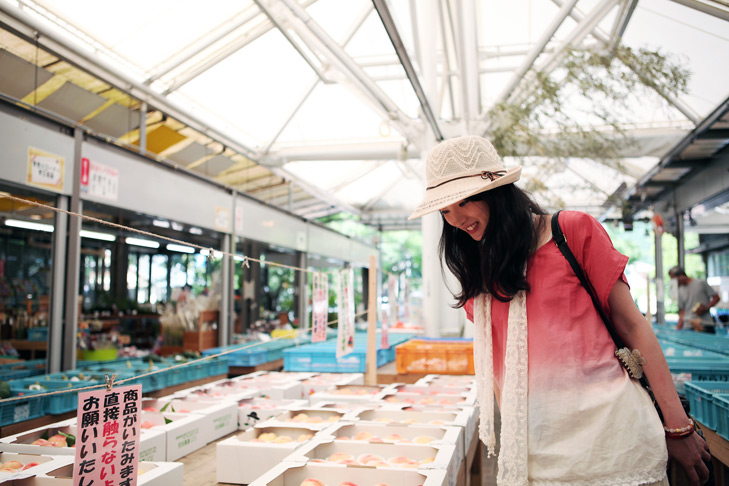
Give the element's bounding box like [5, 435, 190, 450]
[234, 255, 244, 262]
[171, 222, 184, 231]
[152, 219, 170, 228]
[167, 244, 195, 254]
[80, 230, 116, 242]
[5, 219, 54, 232]
[125, 237, 160, 249]
[199, 249, 210, 256]
[189, 227, 203, 235]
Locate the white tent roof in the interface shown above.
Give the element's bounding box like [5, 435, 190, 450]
[1, 0, 727, 230]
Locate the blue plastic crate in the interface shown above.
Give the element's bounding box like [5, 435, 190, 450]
[283, 346, 390, 373]
[714, 394, 729, 440]
[9, 379, 91, 415]
[683, 381, 729, 429]
[0, 395, 45, 426]
[26, 327, 49, 341]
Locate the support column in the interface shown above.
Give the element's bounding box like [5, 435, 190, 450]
[676, 209, 685, 269]
[220, 233, 231, 346]
[48, 196, 68, 373]
[422, 213, 462, 337]
[655, 227, 666, 325]
[63, 128, 83, 370]
[294, 251, 308, 331]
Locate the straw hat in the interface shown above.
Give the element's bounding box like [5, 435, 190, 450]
[408, 135, 522, 219]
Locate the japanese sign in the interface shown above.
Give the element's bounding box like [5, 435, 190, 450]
[27, 147, 64, 192]
[336, 268, 355, 358]
[74, 384, 142, 486]
[80, 157, 119, 201]
[403, 277, 411, 323]
[214, 206, 230, 232]
[311, 272, 328, 343]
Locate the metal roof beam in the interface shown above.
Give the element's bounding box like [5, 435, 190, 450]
[261, 141, 416, 164]
[668, 0, 729, 22]
[274, 0, 420, 141]
[373, 0, 443, 141]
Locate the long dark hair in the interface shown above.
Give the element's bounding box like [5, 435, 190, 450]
[439, 184, 547, 305]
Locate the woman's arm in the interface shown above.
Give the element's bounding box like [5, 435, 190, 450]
[609, 280, 711, 485]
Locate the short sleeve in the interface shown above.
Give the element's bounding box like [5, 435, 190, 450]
[703, 280, 718, 299]
[560, 211, 629, 313]
[464, 298, 474, 322]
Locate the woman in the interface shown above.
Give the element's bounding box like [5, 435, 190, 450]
[408, 135, 710, 486]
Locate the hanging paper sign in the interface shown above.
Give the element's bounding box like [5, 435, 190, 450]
[214, 206, 231, 232]
[336, 268, 355, 358]
[74, 384, 142, 486]
[311, 272, 328, 343]
[80, 157, 119, 201]
[389, 274, 399, 327]
[403, 278, 411, 323]
[27, 147, 64, 192]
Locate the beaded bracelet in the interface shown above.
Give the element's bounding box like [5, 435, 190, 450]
[664, 419, 695, 439]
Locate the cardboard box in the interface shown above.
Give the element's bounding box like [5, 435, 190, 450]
[414, 376, 475, 388]
[379, 392, 475, 408]
[140, 411, 206, 461]
[231, 377, 304, 399]
[0, 419, 166, 462]
[143, 397, 238, 443]
[216, 425, 320, 484]
[0, 452, 72, 480]
[176, 383, 259, 402]
[319, 422, 464, 468]
[300, 374, 364, 397]
[284, 436, 459, 486]
[11, 461, 184, 486]
[258, 409, 346, 430]
[307, 384, 393, 405]
[237, 398, 309, 429]
[249, 461, 448, 486]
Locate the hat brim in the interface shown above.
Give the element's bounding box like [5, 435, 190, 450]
[408, 166, 522, 220]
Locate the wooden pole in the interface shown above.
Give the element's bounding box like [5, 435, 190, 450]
[365, 254, 378, 385]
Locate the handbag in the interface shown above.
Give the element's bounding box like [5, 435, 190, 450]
[551, 211, 662, 417]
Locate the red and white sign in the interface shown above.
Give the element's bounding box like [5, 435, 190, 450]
[74, 384, 142, 486]
[80, 157, 119, 201]
[336, 268, 355, 358]
[311, 272, 328, 343]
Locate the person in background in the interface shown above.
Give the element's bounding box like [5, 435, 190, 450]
[669, 266, 720, 333]
[409, 135, 710, 486]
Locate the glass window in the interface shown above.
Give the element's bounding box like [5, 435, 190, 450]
[150, 254, 168, 304]
[138, 254, 150, 303]
[127, 253, 138, 301]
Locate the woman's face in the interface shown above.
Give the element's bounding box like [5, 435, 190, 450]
[440, 198, 490, 240]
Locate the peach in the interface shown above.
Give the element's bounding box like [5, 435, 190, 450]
[384, 434, 403, 441]
[352, 432, 373, 440]
[375, 418, 391, 423]
[401, 419, 417, 424]
[413, 436, 434, 444]
[309, 459, 326, 463]
[141, 421, 156, 429]
[369, 461, 389, 467]
[177, 409, 191, 413]
[374, 484, 390, 486]
[335, 436, 351, 441]
[385, 397, 399, 403]
[143, 407, 158, 412]
[396, 439, 412, 444]
[30, 438, 53, 446]
[388, 456, 413, 464]
[339, 482, 358, 486]
[429, 420, 445, 425]
[258, 432, 278, 442]
[48, 434, 68, 447]
[419, 457, 435, 465]
[22, 462, 40, 470]
[358, 454, 384, 464]
[273, 436, 293, 444]
[327, 416, 339, 422]
[338, 459, 359, 465]
[297, 434, 314, 442]
[0, 461, 24, 472]
[368, 437, 384, 443]
[291, 413, 309, 422]
[327, 453, 352, 462]
[307, 416, 323, 423]
[300, 479, 324, 486]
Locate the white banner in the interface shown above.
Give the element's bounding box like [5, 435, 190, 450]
[81, 157, 119, 201]
[311, 272, 328, 343]
[336, 268, 355, 358]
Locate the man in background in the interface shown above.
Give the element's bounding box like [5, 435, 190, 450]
[669, 266, 720, 333]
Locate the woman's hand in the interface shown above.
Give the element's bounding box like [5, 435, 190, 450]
[667, 433, 712, 486]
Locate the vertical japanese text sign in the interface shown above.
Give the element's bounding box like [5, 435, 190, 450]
[336, 268, 355, 358]
[74, 384, 142, 486]
[311, 272, 328, 343]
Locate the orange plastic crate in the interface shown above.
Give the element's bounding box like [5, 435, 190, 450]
[395, 340, 474, 375]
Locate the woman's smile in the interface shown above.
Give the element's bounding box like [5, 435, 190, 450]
[440, 199, 489, 240]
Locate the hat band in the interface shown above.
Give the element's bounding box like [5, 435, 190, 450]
[426, 170, 507, 191]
